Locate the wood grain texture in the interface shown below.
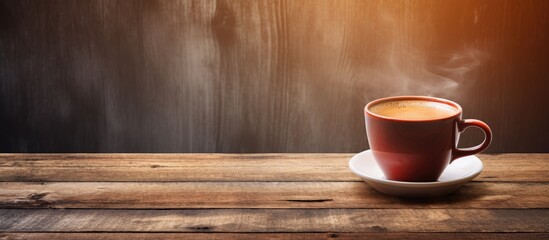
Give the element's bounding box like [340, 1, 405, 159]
[1, 0, 549, 153]
[0, 182, 547, 209]
[1, 209, 547, 232]
[1, 233, 548, 240]
[1, 154, 547, 182]
[0, 154, 547, 237]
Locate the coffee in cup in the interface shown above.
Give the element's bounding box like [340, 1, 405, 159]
[365, 96, 492, 182]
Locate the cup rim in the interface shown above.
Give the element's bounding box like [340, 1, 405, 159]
[364, 96, 463, 122]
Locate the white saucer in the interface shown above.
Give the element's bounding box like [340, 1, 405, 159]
[349, 150, 483, 198]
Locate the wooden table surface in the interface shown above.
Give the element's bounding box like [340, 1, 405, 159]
[0, 154, 548, 239]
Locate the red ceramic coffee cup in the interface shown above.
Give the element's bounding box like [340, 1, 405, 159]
[365, 96, 492, 182]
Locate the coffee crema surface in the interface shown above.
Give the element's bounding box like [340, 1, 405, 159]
[369, 100, 458, 120]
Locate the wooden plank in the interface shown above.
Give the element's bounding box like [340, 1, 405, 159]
[1, 233, 548, 240]
[0, 154, 547, 182]
[0, 182, 547, 209]
[0, 209, 547, 232]
[0, 154, 352, 182]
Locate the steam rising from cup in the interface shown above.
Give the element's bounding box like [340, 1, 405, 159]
[368, 45, 487, 100]
[362, 9, 488, 102]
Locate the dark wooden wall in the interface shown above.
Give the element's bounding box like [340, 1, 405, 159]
[1, 0, 548, 153]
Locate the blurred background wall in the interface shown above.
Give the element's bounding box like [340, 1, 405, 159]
[1, 0, 548, 153]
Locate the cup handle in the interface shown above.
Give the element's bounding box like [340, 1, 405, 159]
[452, 119, 492, 162]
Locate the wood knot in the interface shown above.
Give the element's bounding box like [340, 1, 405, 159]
[284, 199, 333, 203]
[27, 192, 50, 200]
[369, 225, 388, 232]
[187, 225, 214, 231]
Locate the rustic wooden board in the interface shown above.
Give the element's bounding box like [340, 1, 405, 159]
[1, 233, 548, 240]
[0, 154, 547, 182]
[0, 182, 547, 209]
[1, 154, 547, 237]
[0, 209, 547, 232]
